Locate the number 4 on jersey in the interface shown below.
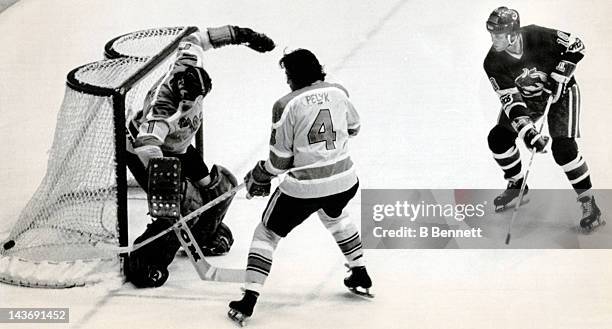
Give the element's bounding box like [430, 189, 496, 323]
[308, 109, 336, 150]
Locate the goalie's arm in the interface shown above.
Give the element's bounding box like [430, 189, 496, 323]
[133, 120, 170, 167]
[205, 25, 275, 53]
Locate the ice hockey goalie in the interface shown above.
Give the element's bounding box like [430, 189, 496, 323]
[124, 25, 274, 287]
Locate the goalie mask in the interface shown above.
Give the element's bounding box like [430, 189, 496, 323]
[172, 65, 213, 101]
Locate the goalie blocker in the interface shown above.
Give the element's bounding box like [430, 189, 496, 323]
[128, 157, 237, 288]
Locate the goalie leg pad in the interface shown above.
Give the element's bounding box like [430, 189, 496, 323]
[128, 217, 181, 288]
[183, 164, 238, 245]
[128, 157, 183, 288]
[148, 157, 182, 220]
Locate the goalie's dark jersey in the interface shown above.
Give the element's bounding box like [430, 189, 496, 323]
[484, 25, 585, 120]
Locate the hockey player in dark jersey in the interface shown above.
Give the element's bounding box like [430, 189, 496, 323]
[483, 7, 602, 231]
[125, 25, 275, 287]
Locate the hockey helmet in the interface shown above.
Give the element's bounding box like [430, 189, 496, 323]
[486, 7, 520, 34]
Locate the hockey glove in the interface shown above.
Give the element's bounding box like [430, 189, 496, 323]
[174, 66, 212, 101]
[548, 60, 576, 103]
[512, 116, 549, 153]
[233, 26, 276, 52]
[244, 160, 274, 199]
[207, 25, 275, 52]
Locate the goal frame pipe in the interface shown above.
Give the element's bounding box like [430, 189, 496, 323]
[112, 92, 130, 277]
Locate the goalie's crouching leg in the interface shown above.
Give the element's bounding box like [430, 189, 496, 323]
[127, 217, 181, 288]
[128, 164, 237, 287]
[184, 165, 238, 256]
[128, 157, 183, 288]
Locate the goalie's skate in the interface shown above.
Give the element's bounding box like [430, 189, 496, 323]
[228, 290, 258, 327]
[579, 195, 605, 233]
[344, 265, 374, 298]
[494, 178, 529, 212]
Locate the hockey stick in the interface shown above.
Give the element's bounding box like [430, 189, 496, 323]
[173, 218, 245, 282]
[505, 95, 554, 245]
[108, 182, 245, 254]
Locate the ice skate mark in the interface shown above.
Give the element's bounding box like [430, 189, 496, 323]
[330, 0, 411, 72]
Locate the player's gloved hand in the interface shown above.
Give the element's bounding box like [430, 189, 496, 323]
[244, 160, 274, 199]
[548, 60, 576, 103]
[512, 116, 549, 153]
[232, 26, 276, 53]
[174, 66, 212, 101]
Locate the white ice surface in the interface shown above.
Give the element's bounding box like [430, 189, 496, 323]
[1, 0, 612, 328]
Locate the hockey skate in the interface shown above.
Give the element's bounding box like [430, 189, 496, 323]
[228, 290, 259, 327]
[494, 178, 529, 212]
[344, 265, 374, 298]
[578, 195, 604, 233]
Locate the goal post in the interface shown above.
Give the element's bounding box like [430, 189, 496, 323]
[0, 26, 198, 288]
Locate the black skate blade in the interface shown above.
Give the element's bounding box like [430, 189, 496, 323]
[495, 197, 530, 213]
[228, 309, 249, 327]
[348, 287, 375, 298]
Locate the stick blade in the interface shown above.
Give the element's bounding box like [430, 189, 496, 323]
[505, 233, 511, 245]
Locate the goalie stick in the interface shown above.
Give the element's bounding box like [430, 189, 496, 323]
[103, 182, 245, 254]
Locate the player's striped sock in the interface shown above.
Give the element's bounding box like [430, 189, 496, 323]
[493, 145, 522, 180]
[561, 153, 592, 194]
[318, 210, 364, 267]
[245, 222, 280, 292]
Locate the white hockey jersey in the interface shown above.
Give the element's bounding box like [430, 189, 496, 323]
[264, 81, 360, 198]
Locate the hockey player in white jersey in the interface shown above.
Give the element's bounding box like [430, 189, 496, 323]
[125, 25, 275, 288]
[228, 48, 372, 326]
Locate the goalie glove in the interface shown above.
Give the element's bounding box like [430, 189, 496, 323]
[233, 26, 276, 52]
[207, 25, 275, 53]
[244, 160, 274, 199]
[512, 116, 549, 153]
[549, 60, 576, 103]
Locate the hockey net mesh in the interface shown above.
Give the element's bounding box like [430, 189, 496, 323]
[106, 26, 189, 59]
[0, 27, 196, 288]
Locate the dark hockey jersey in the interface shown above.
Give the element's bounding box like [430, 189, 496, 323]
[484, 25, 585, 120]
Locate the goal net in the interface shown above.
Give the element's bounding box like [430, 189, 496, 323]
[0, 26, 198, 288]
